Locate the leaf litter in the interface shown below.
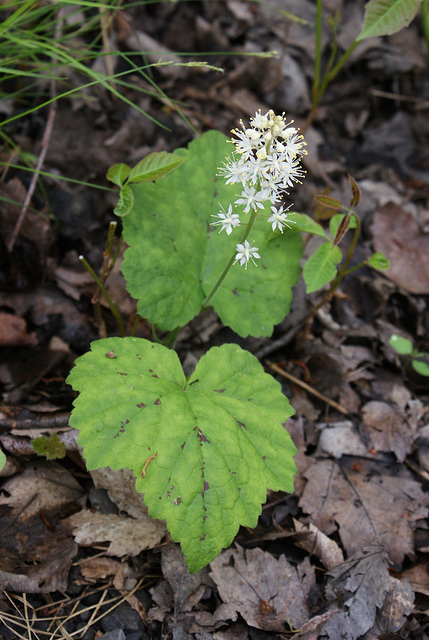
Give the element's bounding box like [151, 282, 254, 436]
[1, 0, 429, 638]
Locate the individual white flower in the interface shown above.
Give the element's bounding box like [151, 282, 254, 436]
[211, 204, 241, 235]
[268, 205, 294, 232]
[234, 185, 268, 214]
[231, 128, 259, 160]
[234, 240, 260, 268]
[260, 173, 282, 202]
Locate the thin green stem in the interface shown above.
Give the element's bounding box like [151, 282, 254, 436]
[313, 39, 359, 109]
[79, 255, 125, 336]
[201, 208, 258, 309]
[163, 326, 181, 349]
[330, 213, 361, 291]
[312, 0, 323, 102]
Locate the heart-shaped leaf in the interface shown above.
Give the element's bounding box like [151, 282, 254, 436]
[120, 130, 303, 337]
[67, 337, 297, 573]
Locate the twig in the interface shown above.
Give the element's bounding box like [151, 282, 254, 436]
[7, 81, 57, 253]
[267, 360, 349, 415]
[0, 412, 70, 432]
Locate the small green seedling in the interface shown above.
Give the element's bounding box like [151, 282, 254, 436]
[32, 432, 66, 460]
[389, 334, 429, 377]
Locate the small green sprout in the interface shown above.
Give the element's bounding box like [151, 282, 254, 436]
[389, 334, 429, 377]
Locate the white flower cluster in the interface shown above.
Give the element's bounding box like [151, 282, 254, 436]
[212, 109, 306, 268]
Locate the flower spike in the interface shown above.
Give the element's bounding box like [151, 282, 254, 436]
[214, 109, 306, 265]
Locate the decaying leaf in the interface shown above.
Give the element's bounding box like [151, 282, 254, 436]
[293, 519, 344, 570]
[0, 461, 83, 592]
[370, 203, 429, 294]
[0, 311, 37, 346]
[299, 459, 429, 568]
[321, 544, 390, 640]
[367, 576, 414, 638]
[209, 544, 313, 631]
[321, 545, 414, 640]
[68, 509, 166, 557]
[315, 421, 369, 459]
[160, 543, 214, 614]
[89, 467, 153, 520]
[361, 400, 417, 462]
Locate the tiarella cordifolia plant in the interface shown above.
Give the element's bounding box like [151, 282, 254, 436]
[66, 111, 388, 573]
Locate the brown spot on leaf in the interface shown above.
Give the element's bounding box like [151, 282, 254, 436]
[137, 402, 147, 408]
[154, 398, 161, 406]
[236, 420, 246, 429]
[213, 388, 226, 393]
[200, 534, 206, 541]
[106, 350, 116, 359]
[198, 429, 210, 444]
[201, 480, 210, 498]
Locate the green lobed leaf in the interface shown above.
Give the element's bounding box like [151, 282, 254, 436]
[0, 449, 5, 472]
[303, 242, 342, 293]
[32, 432, 66, 460]
[127, 151, 187, 184]
[357, 0, 421, 41]
[114, 185, 134, 217]
[388, 334, 413, 355]
[106, 163, 131, 187]
[67, 337, 297, 573]
[121, 130, 303, 338]
[368, 251, 390, 270]
[202, 208, 302, 337]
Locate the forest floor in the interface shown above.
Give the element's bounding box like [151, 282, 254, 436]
[1, 1, 429, 639]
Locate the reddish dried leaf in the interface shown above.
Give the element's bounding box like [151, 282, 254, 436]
[371, 203, 429, 294]
[0, 311, 37, 346]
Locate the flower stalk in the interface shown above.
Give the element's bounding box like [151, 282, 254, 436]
[203, 109, 306, 307]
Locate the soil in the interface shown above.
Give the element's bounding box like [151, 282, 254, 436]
[1, 1, 429, 639]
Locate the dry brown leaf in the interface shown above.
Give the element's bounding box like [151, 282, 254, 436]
[0, 460, 84, 520]
[401, 556, 429, 596]
[0, 461, 82, 592]
[293, 519, 344, 570]
[371, 203, 429, 294]
[68, 509, 166, 557]
[315, 421, 369, 459]
[299, 460, 429, 568]
[321, 544, 413, 640]
[209, 545, 313, 631]
[159, 543, 214, 614]
[0, 311, 37, 346]
[363, 576, 415, 639]
[89, 467, 150, 520]
[361, 400, 417, 462]
[78, 557, 126, 583]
